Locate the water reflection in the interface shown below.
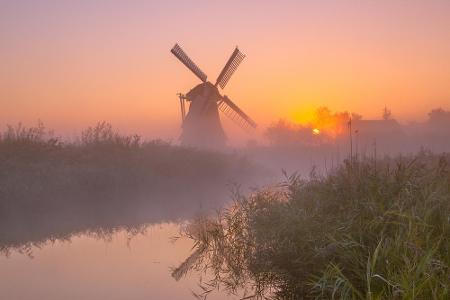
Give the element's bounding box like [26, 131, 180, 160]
[0, 186, 235, 254]
[0, 154, 270, 300]
[0, 223, 233, 300]
[0, 188, 247, 299]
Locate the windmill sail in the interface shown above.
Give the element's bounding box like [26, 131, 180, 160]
[215, 47, 245, 89]
[218, 96, 257, 131]
[171, 44, 207, 82]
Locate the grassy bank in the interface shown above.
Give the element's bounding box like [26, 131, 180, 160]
[0, 122, 261, 253]
[175, 152, 450, 299]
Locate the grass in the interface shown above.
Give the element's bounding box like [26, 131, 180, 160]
[0, 121, 261, 253]
[174, 152, 450, 299]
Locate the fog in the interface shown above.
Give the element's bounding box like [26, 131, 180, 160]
[222, 107, 449, 178]
[1, 106, 449, 298]
[2, 106, 449, 251]
[0, 122, 272, 254]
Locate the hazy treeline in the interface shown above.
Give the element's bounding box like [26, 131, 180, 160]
[245, 107, 450, 175]
[263, 107, 450, 153]
[0, 122, 263, 253]
[175, 152, 450, 299]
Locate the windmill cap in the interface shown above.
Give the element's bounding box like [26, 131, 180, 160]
[186, 82, 221, 100]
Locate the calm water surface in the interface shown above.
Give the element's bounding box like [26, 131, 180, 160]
[0, 223, 232, 300]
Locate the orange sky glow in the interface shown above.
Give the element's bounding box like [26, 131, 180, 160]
[1, 1, 450, 143]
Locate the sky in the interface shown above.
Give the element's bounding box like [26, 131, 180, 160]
[1, 0, 450, 141]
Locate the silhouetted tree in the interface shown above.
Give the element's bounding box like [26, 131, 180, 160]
[265, 119, 318, 146]
[351, 113, 363, 121]
[427, 108, 450, 126]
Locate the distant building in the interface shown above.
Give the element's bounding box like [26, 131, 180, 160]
[352, 119, 406, 155]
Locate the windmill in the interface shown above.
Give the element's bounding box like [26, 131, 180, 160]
[171, 43, 257, 148]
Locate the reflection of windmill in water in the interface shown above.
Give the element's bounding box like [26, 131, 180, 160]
[171, 44, 257, 148]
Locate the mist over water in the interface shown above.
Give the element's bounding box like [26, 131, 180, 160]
[2, 108, 450, 250]
[0, 122, 271, 252]
[1, 108, 449, 299]
[0, 123, 265, 299]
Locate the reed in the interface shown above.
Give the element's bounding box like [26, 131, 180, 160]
[175, 152, 450, 299]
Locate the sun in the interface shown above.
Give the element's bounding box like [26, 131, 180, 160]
[312, 128, 320, 135]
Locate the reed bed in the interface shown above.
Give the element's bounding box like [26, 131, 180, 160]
[175, 152, 450, 299]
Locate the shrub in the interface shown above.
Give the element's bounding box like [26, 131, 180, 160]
[0, 121, 60, 152]
[80, 121, 141, 148]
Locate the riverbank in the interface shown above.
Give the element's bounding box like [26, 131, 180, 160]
[0, 122, 262, 252]
[176, 152, 450, 299]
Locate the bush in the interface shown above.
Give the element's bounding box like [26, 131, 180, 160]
[174, 152, 450, 299]
[80, 121, 141, 148]
[0, 121, 60, 152]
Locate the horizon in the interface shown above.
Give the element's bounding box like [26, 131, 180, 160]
[2, 0, 450, 142]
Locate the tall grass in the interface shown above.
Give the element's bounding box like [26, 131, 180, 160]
[174, 152, 450, 299]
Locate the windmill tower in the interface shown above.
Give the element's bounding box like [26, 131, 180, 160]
[171, 44, 257, 148]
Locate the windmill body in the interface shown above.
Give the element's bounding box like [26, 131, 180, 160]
[171, 44, 257, 149]
[181, 82, 226, 147]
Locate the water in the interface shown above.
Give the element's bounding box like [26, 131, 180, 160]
[0, 223, 231, 300]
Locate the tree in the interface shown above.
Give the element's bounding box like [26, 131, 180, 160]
[351, 113, 363, 121]
[428, 108, 450, 125]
